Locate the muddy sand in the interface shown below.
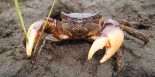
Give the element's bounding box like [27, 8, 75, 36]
[0, 0, 155, 77]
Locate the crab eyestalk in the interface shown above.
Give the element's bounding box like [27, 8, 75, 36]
[88, 19, 124, 63]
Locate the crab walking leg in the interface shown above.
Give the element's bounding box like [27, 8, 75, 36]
[38, 34, 62, 53]
[120, 25, 149, 45]
[119, 19, 149, 45]
[88, 23, 124, 63]
[38, 34, 61, 56]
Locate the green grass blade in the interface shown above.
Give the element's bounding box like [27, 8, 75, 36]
[33, 0, 57, 55]
[14, 0, 28, 42]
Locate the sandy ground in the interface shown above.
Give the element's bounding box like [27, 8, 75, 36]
[0, 0, 155, 77]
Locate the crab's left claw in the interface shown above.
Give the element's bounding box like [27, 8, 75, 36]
[25, 20, 45, 57]
[88, 19, 124, 63]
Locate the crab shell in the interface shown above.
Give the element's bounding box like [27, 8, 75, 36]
[60, 12, 103, 39]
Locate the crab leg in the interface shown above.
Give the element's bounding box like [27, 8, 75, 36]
[119, 19, 149, 45]
[88, 19, 124, 63]
[38, 34, 63, 52]
[37, 34, 62, 56]
[120, 25, 149, 45]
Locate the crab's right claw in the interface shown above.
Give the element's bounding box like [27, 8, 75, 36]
[88, 19, 124, 63]
[26, 20, 45, 57]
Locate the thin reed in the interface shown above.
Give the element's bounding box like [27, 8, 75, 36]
[14, 0, 57, 57]
[14, 0, 28, 42]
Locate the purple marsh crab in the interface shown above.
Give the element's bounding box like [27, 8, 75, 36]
[23, 12, 149, 71]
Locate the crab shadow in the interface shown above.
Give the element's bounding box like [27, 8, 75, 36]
[49, 39, 92, 46]
[45, 39, 106, 61]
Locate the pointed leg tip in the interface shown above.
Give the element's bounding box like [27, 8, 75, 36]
[100, 58, 108, 64]
[27, 53, 32, 58]
[100, 60, 105, 64]
[26, 49, 32, 58]
[87, 55, 92, 60]
[27, 55, 32, 59]
[87, 57, 92, 60]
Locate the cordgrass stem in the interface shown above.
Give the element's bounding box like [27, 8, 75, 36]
[33, 0, 57, 56]
[14, 0, 28, 42]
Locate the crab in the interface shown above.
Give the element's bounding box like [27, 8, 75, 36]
[23, 12, 149, 71]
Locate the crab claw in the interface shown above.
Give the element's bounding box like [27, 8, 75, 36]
[26, 20, 45, 57]
[88, 19, 124, 63]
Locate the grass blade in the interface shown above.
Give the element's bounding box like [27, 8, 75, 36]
[33, 0, 57, 56]
[14, 0, 28, 42]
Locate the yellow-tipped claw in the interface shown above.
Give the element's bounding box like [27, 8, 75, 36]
[88, 25, 124, 63]
[26, 20, 44, 57]
[26, 29, 38, 57]
[87, 37, 109, 60]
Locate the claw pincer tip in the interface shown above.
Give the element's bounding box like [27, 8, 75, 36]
[88, 19, 124, 63]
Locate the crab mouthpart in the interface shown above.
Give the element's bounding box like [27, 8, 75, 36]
[88, 26, 124, 63]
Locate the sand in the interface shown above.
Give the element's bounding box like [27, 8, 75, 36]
[0, 0, 155, 77]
